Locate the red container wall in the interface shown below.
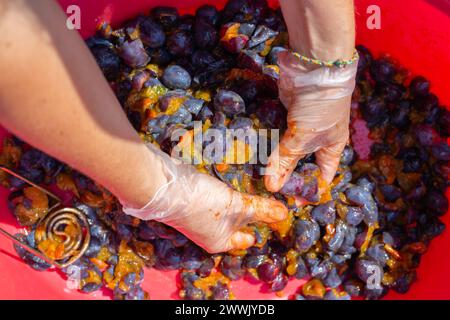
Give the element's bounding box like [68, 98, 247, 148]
[0, 0, 449, 299]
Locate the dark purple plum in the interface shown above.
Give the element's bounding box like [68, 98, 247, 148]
[296, 163, 321, 202]
[392, 272, 417, 294]
[257, 261, 280, 283]
[191, 50, 216, 68]
[167, 30, 194, 57]
[147, 115, 170, 135]
[131, 70, 149, 91]
[84, 237, 102, 258]
[247, 25, 278, 48]
[213, 111, 227, 126]
[195, 19, 218, 49]
[414, 93, 439, 113]
[219, 23, 249, 53]
[310, 260, 333, 279]
[419, 216, 445, 241]
[323, 268, 342, 289]
[295, 255, 308, 279]
[196, 5, 219, 26]
[159, 90, 187, 112]
[437, 108, 450, 137]
[379, 184, 402, 202]
[124, 287, 146, 300]
[212, 282, 231, 300]
[370, 58, 396, 83]
[139, 18, 166, 48]
[13, 233, 51, 271]
[238, 23, 256, 36]
[343, 226, 358, 247]
[243, 254, 265, 269]
[378, 83, 404, 102]
[181, 244, 206, 270]
[255, 99, 287, 129]
[410, 76, 430, 97]
[279, 172, 304, 196]
[214, 90, 246, 116]
[153, 239, 182, 270]
[343, 280, 364, 297]
[233, 80, 260, 105]
[119, 39, 150, 68]
[326, 220, 347, 252]
[162, 65, 191, 90]
[324, 289, 351, 300]
[363, 286, 387, 300]
[177, 14, 195, 32]
[88, 42, 121, 81]
[222, 0, 249, 21]
[425, 190, 448, 216]
[356, 45, 373, 72]
[399, 147, 426, 173]
[311, 201, 336, 226]
[390, 100, 411, 129]
[220, 255, 245, 280]
[340, 145, 355, 165]
[228, 117, 253, 130]
[366, 244, 389, 267]
[431, 142, 450, 161]
[415, 124, 441, 147]
[345, 206, 364, 226]
[356, 176, 376, 193]
[355, 259, 383, 284]
[361, 97, 387, 127]
[150, 6, 179, 30]
[148, 48, 173, 66]
[294, 219, 320, 252]
[237, 50, 264, 72]
[198, 257, 215, 277]
[197, 105, 214, 121]
[262, 65, 279, 82]
[345, 186, 378, 226]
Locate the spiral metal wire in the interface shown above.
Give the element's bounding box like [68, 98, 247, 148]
[36, 207, 91, 267]
[0, 166, 91, 268]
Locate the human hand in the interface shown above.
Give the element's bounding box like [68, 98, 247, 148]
[121, 143, 288, 253]
[264, 51, 358, 204]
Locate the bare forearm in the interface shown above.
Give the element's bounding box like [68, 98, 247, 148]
[0, 0, 166, 207]
[280, 0, 355, 60]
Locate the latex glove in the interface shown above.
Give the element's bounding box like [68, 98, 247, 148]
[264, 51, 358, 202]
[121, 143, 288, 253]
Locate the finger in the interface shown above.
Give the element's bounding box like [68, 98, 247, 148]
[293, 143, 345, 207]
[224, 231, 256, 251]
[293, 195, 309, 207]
[264, 128, 306, 193]
[238, 193, 288, 224]
[315, 142, 347, 185]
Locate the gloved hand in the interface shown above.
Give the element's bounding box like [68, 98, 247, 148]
[264, 51, 358, 204]
[121, 143, 288, 253]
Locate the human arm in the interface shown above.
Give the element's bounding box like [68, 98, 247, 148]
[265, 0, 357, 202]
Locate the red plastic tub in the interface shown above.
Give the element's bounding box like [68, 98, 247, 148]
[0, 0, 449, 299]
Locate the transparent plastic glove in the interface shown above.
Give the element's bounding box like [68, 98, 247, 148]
[264, 51, 358, 201]
[121, 143, 288, 253]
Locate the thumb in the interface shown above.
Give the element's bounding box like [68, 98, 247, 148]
[315, 142, 346, 185]
[222, 192, 288, 252]
[242, 193, 288, 224]
[264, 127, 305, 192]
